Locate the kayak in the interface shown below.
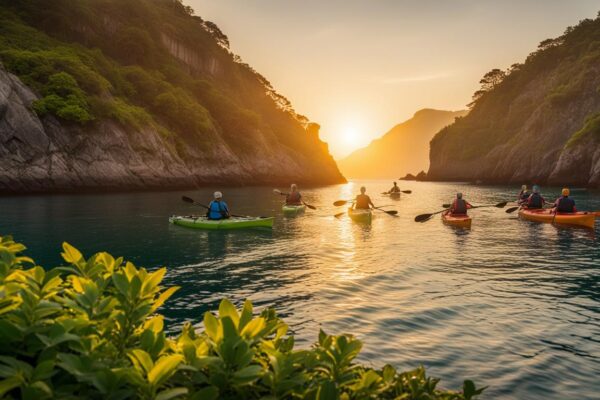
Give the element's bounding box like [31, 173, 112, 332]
[383, 192, 401, 199]
[348, 208, 372, 223]
[282, 204, 306, 216]
[169, 215, 274, 230]
[518, 208, 596, 229]
[441, 210, 472, 228]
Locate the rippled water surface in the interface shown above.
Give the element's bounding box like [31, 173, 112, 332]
[1, 181, 599, 399]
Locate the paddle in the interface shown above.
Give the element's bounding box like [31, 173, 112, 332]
[273, 189, 316, 210]
[181, 196, 248, 218]
[373, 207, 398, 217]
[442, 201, 508, 210]
[505, 206, 520, 214]
[415, 201, 508, 223]
[333, 200, 350, 207]
[382, 190, 412, 194]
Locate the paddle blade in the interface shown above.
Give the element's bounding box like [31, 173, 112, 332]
[495, 201, 508, 208]
[414, 213, 433, 222]
[334, 211, 346, 218]
[182, 196, 194, 203]
[442, 203, 451, 208]
[402, 190, 412, 194]
[272, 189, 281, 195]
[505, 206, 519, 214]
[304, 204, 317, 210]
[333, 200, 348, 206]
[385, 210, 398, 216]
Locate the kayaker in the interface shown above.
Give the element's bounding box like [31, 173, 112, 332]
[525, 185, 545, 209]
[517, 185, 530, 204]
[207, 191, 230, 220]
[354, 186, 375, 209]
[553, 188, 577, 213]
[388, 182, 401, 194]
[286, 184, 303, 205]
[449, 193, 472, 215]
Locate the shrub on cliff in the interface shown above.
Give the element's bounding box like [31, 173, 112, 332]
[0, 235, 484, 399]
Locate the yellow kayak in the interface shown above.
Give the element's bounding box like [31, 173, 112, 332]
[348, 208, 372, 223]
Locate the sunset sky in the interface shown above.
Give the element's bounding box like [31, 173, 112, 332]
[190, 0, 599, 158]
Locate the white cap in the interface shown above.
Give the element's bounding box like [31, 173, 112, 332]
[214, 191, 222, 199]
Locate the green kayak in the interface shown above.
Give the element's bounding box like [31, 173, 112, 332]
[169, 215, 274, 230]
[282, 204, 306, 216]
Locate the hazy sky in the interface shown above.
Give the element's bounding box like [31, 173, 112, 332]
[189, 1, 599, 158]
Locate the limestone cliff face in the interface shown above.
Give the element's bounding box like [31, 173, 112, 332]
[0, 64, 342, 193]
[428, 15, 600, 187]
[0, 0, 344, 193]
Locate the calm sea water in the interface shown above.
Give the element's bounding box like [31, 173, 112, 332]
[1, 181, 599, 399]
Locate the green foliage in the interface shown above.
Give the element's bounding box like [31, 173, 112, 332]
[566, 112, 600, 147]
[0, 0, 319, 157]
[32, 72, 92, 123]
[0, 235, 484, 399]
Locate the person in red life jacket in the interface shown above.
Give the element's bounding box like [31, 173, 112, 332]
[525, 185, 545, 209]
[553, 188, 577, 213]
[450, 192, 472, 215]
[285, 184, 302, 205]
[354, 186, 375, 210]
[207, 191, 230, 220]
[517, 184, 530, 204]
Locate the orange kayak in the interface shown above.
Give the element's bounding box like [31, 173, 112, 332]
[518, 208, 596, 229]
[442, 211, 472, 228]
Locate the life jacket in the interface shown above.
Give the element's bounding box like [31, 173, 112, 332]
[519, 191, 530, 201]
[207, 200, 229, 220]
[556, 196, 575, 213]
[286, 191, 302, 205]
[452, 199, 467, 214]
[355, 194, 371, 209]
[527, 193, 544, 208]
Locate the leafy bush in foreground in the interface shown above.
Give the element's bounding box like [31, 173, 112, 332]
[0, 235, 484, 399]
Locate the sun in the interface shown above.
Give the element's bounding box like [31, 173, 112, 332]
[342, 126, 359, 145]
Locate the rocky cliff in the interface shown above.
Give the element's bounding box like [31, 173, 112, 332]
[337, 109, 466, 179]
[0, 0, 344, 193]
[428, 13, 600, 187]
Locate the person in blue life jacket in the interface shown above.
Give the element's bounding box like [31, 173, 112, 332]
[525, 185, 545, 209]
[450, 192, 472, 215]
[286, 184, 302, 205]
[354, 186, 375, 209]
[388, 182, 401, 193]
[207, 191, 230, 220]
[517, 184, 530, 204]
[553, 188, 577, 213]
